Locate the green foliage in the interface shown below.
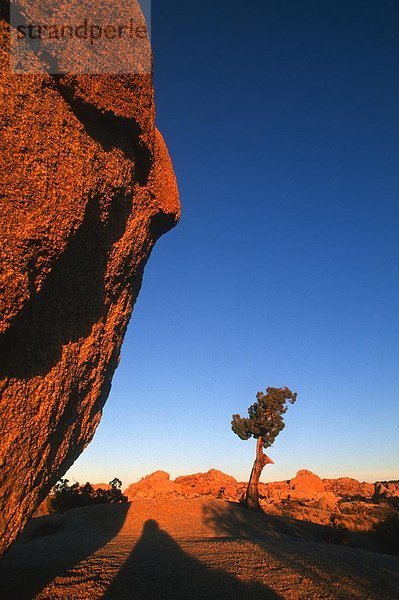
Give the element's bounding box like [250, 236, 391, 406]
[231, 387, 297, 449]
[48, 478, 128, 513]
[109, 477, 122, 490]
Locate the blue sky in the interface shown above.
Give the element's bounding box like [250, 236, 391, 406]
[67, 0, 399, 487]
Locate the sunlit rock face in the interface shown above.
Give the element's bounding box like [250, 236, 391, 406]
[124, 470, 240, 501]
[0, 0, 180, 557]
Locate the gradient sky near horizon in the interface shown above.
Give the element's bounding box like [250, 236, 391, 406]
[67, 0, 399, 487]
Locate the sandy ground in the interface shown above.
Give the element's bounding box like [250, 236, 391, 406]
[0, 498, 398, 599]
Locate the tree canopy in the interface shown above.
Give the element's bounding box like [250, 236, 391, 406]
[231, 386, 297, 449]
[48, 478, 127, 513]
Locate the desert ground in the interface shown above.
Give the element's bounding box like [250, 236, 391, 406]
[0, 498, 398, 599]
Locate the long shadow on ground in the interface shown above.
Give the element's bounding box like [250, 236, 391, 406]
[0, 503, 129, 599]
[104, 519, 280, 599]
[202, 501, 399, 600]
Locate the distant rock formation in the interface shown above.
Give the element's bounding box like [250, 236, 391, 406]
[125, 470, 239, 501]
[124, 471, 179, 500]
[0, 0, 180, 557]
[124, 469, 399, 506]
[373, 481, 399, 501]
[289, 469, 325, 500]
[91, 484, 112, 491]
[322, 477, 374, 499]
[175, 469, 238, 499]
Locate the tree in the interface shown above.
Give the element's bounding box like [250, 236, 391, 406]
[232, 386, 297, 510]
[110, 478, 122, 490]
[48, 477, 127, 512]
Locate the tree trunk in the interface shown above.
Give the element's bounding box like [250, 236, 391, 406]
[244, 437, 273, 511]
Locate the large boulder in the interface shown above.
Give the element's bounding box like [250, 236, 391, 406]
[0, 0, 180, 557]
[289, 470, 325, 500]
[125, 472, 179, 500]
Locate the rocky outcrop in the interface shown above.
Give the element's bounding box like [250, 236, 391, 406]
[175, 469, 238, 499]
[258, 480, 290, 502]
[373, 481, 399, 500]
[289, 470, 325, 500]
[125, 470, 239, 501]
[323, 477, 374, 499]
[259, 470, 329, 503]
[124, 469, 398, 507]
[316, 492, 339, 511]
[322, 478, 399, 501]
[124, 471, 179, 500]
[123, 469, 399, 511]
[0, 0, 180, 557]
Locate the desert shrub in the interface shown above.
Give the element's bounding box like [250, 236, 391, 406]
[372, 495, 399, 509]
[48, 477, 127, 513]
[324, 514, 349, 546]
[340, 500, 369, 516]
[216, 488, 225, 499]
[387, 496, 399, 509]
[338, 495, 372, 506]
[372, 512, 399, 555]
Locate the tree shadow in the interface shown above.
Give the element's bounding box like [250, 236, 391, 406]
[202, 501, 399, 600]
[104, 519, 281, 599]
[202, 500, 327, 541]
[0, 502, 130, 599]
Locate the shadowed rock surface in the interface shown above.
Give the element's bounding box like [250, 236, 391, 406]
[0, 0, 180, 557]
